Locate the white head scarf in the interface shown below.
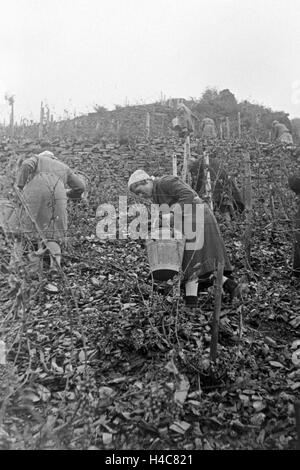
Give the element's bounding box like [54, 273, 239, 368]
[37, 150, 58, 160]
[128, 169, 153, 191]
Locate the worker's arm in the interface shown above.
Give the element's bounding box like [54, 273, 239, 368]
[159, 176, 200, 207]
[66, 170, 86, 199]
[16, 156, 38, 189]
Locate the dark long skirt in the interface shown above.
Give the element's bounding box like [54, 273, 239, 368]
[179, 203, 232, 281]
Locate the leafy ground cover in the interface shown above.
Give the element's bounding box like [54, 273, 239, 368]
[0, 135, 300, 450]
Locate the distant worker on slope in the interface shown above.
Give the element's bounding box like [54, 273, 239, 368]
[172, 103, 199, 138]
[201, 117, 217, 138]
[272, 120, 293, 144]
[188, 155, 245, 223]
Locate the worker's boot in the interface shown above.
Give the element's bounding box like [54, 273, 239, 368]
[222, 277, 241, 301]
[184, 296, 198, 308]
[45, 241, 61, 272]
[184, 280, 199, 308]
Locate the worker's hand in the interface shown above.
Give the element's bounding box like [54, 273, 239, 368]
[67, 189, 83, 201]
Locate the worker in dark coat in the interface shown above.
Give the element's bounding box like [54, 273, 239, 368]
[128, 169, 241, 307]
[188, 156, 245, 220]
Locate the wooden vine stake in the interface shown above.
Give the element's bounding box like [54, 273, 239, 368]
[172, 153, 177, 176]
[39, 102, 44, 139]
[172, 151, 180, 297]
[210, 261, 224, 362]
[146, 112, 150, 139]
[46, 105, 50, 125]
[269, 183, 276, 237]
[238, 112, 241, 139]
[203, 151, 213, 210]
[116, 120, 120, 140]
[10, 99, 14, 139]
[226, 117, 230, 139]
[181, 135, 191, 182]
[243, 151, 253, 266]
[219, 122, 223, 140]
[0, 340, 6, 365]
[5, 94, 15, 139]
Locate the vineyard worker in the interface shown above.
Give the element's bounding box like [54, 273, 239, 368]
[288, 174, 300, 278]
[272, 120, 294, 144]
[9, 151, 86, 270]
[172, 103, 198, 138]
[128, 169, 241, 307]
[188, 156, 244, 220]
[201, 117, 217, 138]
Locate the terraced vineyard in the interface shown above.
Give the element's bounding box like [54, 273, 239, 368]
[0, 106, 300, 450]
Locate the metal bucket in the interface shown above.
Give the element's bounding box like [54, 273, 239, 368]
[146, 228, 185, 281]
[0, 198, 15, 231]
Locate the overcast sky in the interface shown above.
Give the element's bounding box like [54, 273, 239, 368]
[0, 0, 300, 122]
